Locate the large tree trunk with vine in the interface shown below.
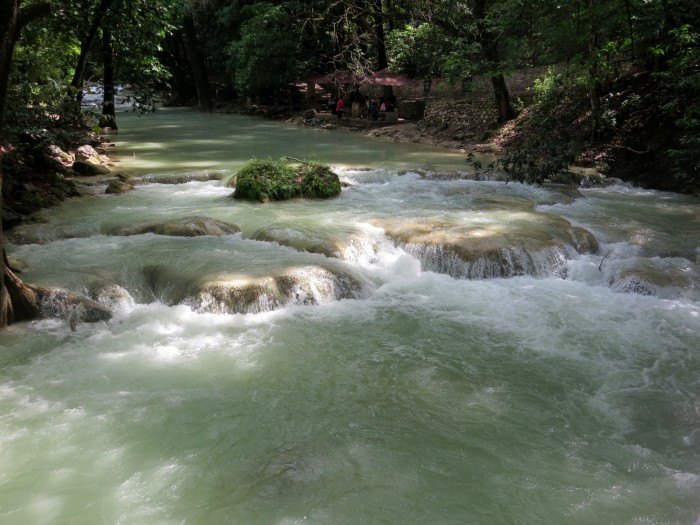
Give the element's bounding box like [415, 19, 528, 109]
[183, 12, 212, 112]
[100, 23, 117, 129]
[0, 0, 52, 328]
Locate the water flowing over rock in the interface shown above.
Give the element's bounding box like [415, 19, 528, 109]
[37, 288, 113, 324]
[252, 227, 347, 258]
[250, 227, 384, 264]
[88, 283, 136, 311]
[374, 212, 599, 279]
[118, 216, 241, 237]
[144, 264, 365, 314]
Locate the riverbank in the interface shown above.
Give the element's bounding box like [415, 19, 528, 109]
[1, 127, 121, 230]
[286, 114, 471, 152]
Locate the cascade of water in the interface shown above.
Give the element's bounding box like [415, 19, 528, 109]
[1, 110, 697, 525]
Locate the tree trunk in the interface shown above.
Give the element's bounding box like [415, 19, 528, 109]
[69, 0, 114, 105]
[2, 251, 41, 323]
[491, 72, 515, 123]
[0, 0, 52, 329]
[183, 12, 212, 112]
[100, 24, 117, 129]
[473, 0, 515, 123]
[372, 0, 388, 70]
[371, 0, 393, 100]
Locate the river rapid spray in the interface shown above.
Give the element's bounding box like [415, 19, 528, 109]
[0, 109, 698, 524]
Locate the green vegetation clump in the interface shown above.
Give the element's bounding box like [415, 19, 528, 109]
[297, 163, 342, 198]
[233, 159, 341, 202]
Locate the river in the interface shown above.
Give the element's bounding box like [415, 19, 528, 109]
[1, 108, 698, 524]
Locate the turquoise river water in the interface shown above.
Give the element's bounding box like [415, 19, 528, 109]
[0, 108, 698, 524]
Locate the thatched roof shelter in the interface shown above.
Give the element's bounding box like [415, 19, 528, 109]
[308, 69, 417, 87]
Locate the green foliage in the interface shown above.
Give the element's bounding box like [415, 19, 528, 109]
[298, 162, 342, 198]
[495, 69, 588, 183]
[234, 158, 340, 202]
[108, 0, 178, 113]
[387, 23, 450, 79]
[4, 13, 86, 141]
[658, 24, 700, 187]
[226, 3, 303, 98]
[387, 21, 482, 83]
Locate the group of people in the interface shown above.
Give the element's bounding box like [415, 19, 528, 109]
[364, 96, 396, 121]
[330, 90, 397, 121]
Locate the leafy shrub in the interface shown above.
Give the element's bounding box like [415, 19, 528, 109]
[498, 68, 589, 183]
[657, 25, 700, 188]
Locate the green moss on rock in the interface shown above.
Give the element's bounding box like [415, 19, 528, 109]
[233, 159, 341, 202]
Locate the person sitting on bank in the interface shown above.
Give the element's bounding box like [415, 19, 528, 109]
[336, 97, 345, 119]
[369, 100, 379, 121]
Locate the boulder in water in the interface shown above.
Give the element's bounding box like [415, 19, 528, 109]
[72, 160, 111, 176]
[75, 145, 101, 164]
[119, 216, 241, 237]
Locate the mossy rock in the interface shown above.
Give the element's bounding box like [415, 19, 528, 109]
[233, 159, 341, 202]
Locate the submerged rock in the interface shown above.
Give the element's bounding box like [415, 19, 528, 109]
[135, 171, 225, 185]
[118, 216, 241, 237]
[250, 226, 381, 262]
[374, 212, 599, 279]
[251, 227, 345, 258]
[105, 179, 135, 194]
[609, 261, 696, 299]
[7, 257, 28, 273]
